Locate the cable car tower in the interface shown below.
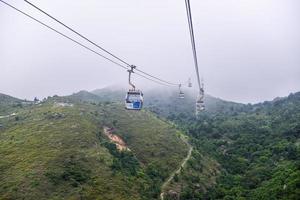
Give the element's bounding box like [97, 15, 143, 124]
[184, 0, 205, 116]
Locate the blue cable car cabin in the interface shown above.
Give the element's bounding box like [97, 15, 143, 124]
[125, 90, 144, 110]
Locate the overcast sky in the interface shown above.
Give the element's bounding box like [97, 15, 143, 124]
[0, 0, 299, 103]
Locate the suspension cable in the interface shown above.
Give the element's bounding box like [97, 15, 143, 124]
[0, 0, 176, 88]
[135, 72, 173, 87]
[24, 0, 179, 87]
[184, 0, 202, 91]
[24, 0, 131, 67]
[135, 68, 178, 86]
[0, 0, 128, 70]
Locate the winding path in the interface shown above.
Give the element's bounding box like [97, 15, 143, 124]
[160, 135, 193, 200]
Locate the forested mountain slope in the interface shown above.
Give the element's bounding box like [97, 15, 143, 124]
[90, 88, 300, 199]
[2, 89, 298, 199]
[0, 95, 188, 200]
[162, 92, 300, 199]
[67, 88, 300, 199]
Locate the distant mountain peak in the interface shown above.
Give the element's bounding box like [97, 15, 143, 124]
[67, 90, 101, 103]
[0, 93, 23, 102]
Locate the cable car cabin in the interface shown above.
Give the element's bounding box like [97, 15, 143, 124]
[125, 90, 144, 110]
[179, 91, 185, 99]
[197, 103, 205, 111]
[196, 99, 205, 111]
[188, 78, 192, 87]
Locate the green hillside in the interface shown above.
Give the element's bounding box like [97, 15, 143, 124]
[0, 93, 27, 115]
[67, 90, 102, 103]
[91, 87, 124, 103]
[2, 90, 299, 200]
[159, 92, 300, 199]
[0, 96, 188, 200]
[0, 93, 22, 103]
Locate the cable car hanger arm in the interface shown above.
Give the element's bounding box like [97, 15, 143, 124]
[128, 65, 136, 90]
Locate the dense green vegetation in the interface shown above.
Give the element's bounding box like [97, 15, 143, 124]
[164, 149, 220, 200]
[0, 95, 188, 200]
[74, 88, 300, 199]
[163, 92, 300, 199]
[1, 89, 299, 199]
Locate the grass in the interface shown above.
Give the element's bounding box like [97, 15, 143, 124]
[0, 98, 188, 200]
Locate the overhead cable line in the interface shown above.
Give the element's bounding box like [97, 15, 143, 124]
[0, 0, 175, 87]
[184, 0, 201, 90]
[0, 0, 128, 70]
[24, 0, 179, 87]
[134, 71, 172, 87]
[184, 0, 205, 115]
[24, 0, 131, 67]
[134, 68, 178, 86]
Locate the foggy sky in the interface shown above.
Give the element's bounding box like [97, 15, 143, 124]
[1, 0, 299, 103]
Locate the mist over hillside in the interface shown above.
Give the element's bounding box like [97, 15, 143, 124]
[1, 0, 299, 199]
[1, 89, 299, 199]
